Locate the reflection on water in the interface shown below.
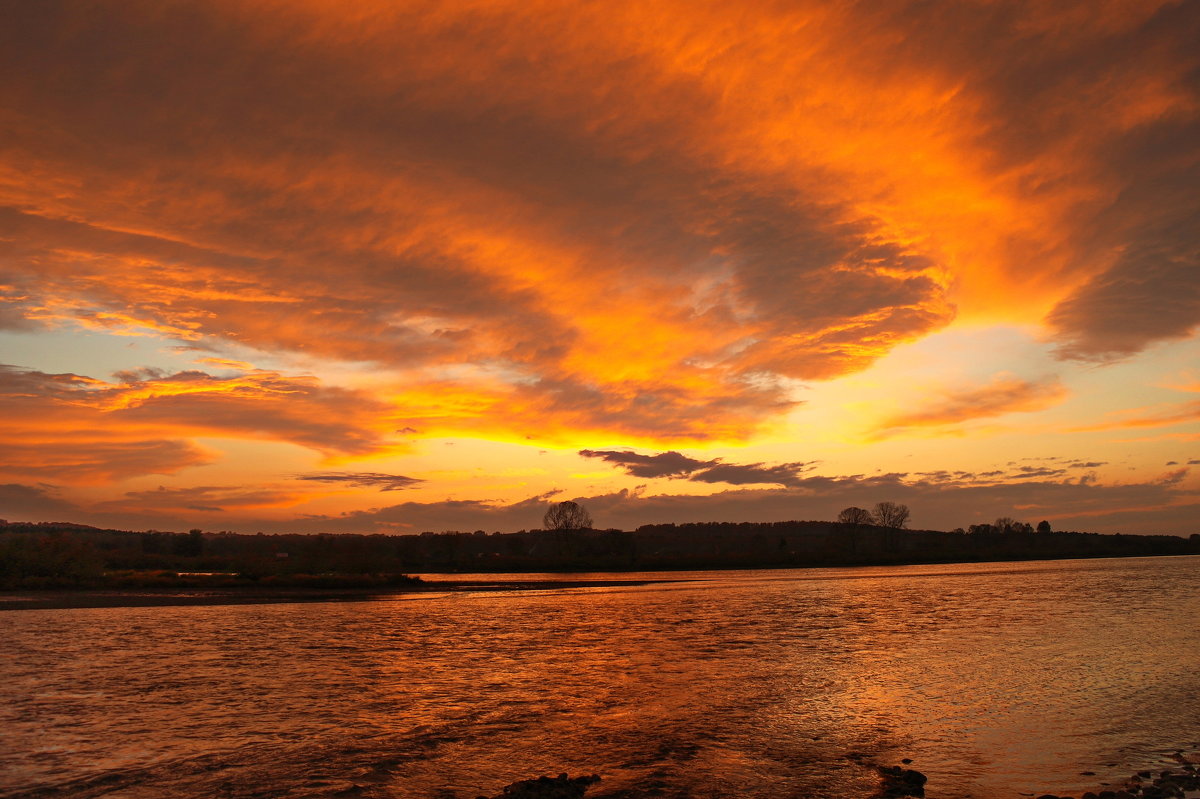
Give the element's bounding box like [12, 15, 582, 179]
[1, 556, 1197, 799]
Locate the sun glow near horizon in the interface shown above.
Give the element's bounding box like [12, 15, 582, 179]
[0, 0, 1197, 535]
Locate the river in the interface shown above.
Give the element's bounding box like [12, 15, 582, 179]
[2, 555, 1198, 798]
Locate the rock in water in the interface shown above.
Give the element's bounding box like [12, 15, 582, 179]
[480, 773, 601, 799]
[877, 765, 928, 797]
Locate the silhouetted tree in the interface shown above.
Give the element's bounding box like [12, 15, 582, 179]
[994, 517, 1033, 534]
[835, 506, 872, 556]
[872, 502, 910, 529]
[837, 507, 873, 525]
[172, 528, 205, 557]
[543, 501, 592, 531]
[1036, 520, 1052, 534]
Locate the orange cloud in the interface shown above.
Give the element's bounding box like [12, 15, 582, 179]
[871, 376, 1069, 439]
[0, 364, 398, 483]
[0, 0, 1195, 447]
[1071, 400, 1200, 432]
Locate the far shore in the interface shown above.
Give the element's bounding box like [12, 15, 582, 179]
[4, 551, 1198, 611]
[0, 578, 664, 611]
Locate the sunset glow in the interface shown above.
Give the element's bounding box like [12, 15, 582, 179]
[1, 0, 1197, 533]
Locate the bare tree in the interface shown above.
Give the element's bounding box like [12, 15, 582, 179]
[543, 500, 592, 531]
[836, 505, 872, 556]
[837, 507, 873, 525]
[872, 501, 910, 529]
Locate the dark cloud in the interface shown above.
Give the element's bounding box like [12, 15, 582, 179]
[913, 462, 1112, 485]
[687, 461, 815, 488]
[0, 439, 214, 484]
[95, 485, 304, 514]
[1008, 466, 1068, 479]
[579, 450, 814, 487]
[1048, 235, 1200, 361]
[578, 450, 715, 479]
[297, 472, 424, 491]
[0, 483, 78, 518]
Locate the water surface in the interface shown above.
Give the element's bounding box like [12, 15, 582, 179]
[2, 556, 1197, 798]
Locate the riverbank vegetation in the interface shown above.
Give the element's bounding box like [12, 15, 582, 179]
[2, 516, 1196, 590]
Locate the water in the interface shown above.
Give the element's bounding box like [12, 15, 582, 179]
[1, 556, 1198, 798]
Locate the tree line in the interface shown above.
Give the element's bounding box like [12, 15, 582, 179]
[2, 508, 1196, 589]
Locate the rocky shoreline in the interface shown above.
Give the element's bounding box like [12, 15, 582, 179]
[1031, 763, 1200, 799]
[480, 752, 1200, 799]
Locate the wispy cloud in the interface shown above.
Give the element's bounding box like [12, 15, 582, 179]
[870, 376, 1068, 439]
[1070, 400, 1200, 431]
[579, 449, 815, 487]
[0, 363, 396, 483]
[1070, 400, 1200, 432]
[297, 472, 424, 491]
[94, 485, 308, 514]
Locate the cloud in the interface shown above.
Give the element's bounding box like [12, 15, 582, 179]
[0, 0, 1197, 542]
[2, 1, 1192, 440]
[577, 450, 716, 479]
[579, 449, 815, 487]
[1048, 243, 1200, 361]
[871, 375, 1069, 438]
[1007, 466, 1068, 479]
[216, 464, 1198, 536]
[15, 456, 1195, 536]
[296, 472, 424, 491]
[686, 462, 816, 488]
[0, 483, 79, 517]
[912, 457, 1110, 485]
[0, 363, 396, 483]
[94, 485, 307, 514]
[289, 489, 566, 534]
[1070, 399, 1200, 432]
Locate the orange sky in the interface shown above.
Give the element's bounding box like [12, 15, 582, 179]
[1, 0, 1197, 534]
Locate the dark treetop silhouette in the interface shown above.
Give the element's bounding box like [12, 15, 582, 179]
[872, 501, 910, 529]
[837, 507, 873, 525]
[543, 501, 593, 531]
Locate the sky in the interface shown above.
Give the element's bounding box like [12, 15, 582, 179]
[0, 0, 1197, 536]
